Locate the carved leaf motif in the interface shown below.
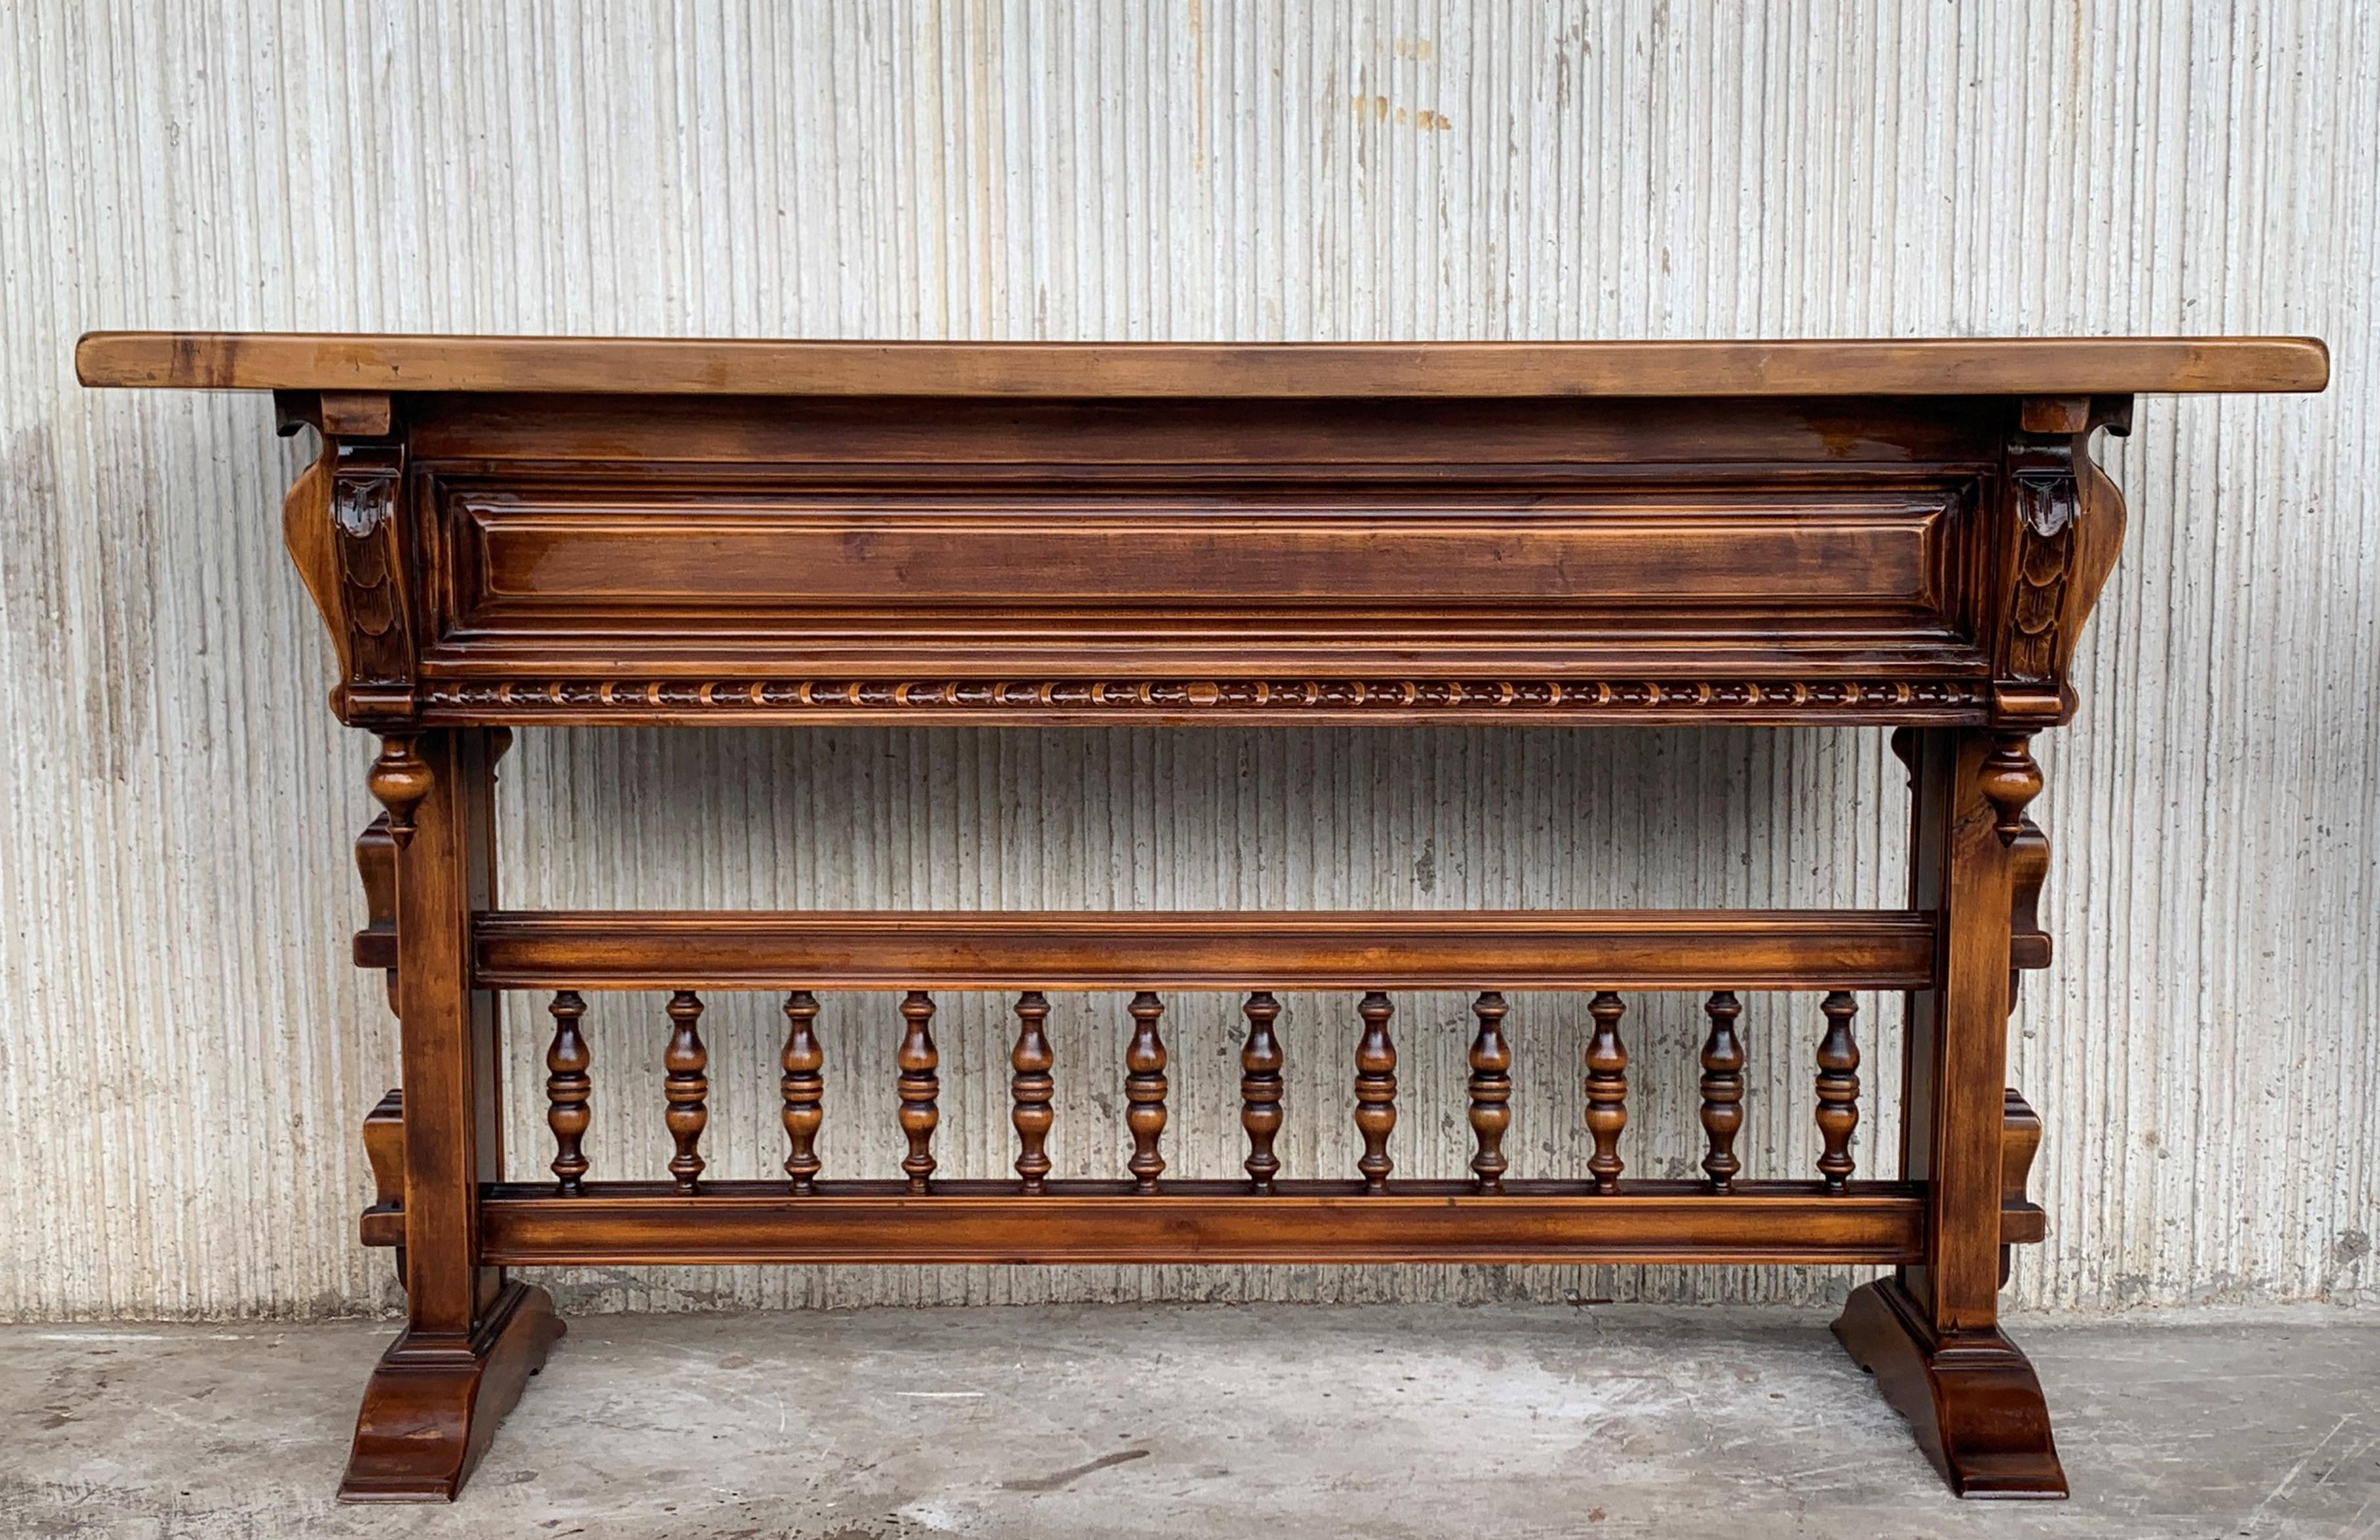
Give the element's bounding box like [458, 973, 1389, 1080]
[333, 476, 391, 538]
[2015, 470, 2078, 537]
[327, 447, 411, 688]
[2007, 475, 2078, 683]
[339, 527, 401, 638]
[2008, 632, 2059, 682]
[2012, 527, 2072, 636]
[2019, 526, 2074, 588]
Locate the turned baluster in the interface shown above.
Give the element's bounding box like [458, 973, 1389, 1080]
[1816, 990, 1861, 1192]
[781, 991, 823, 1194]
[663, 990, 708, 1194]
[1584, 990, 1628, 1195]
[1466, 992, 1511, 1192]
[544, 990, 592, 1195]
[1240, 991, 1284, 1194]
[1354, 991, 1397, 1192]
[897, 990, 939, 1194]
[1698, 990, 1746, 1192]
[1011, 992, 1055, 1194]
[1125, 991, 1168, 1193]
[365, 735, 431, 848]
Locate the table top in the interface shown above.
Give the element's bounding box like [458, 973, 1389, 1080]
[76, 332, 2328, 399]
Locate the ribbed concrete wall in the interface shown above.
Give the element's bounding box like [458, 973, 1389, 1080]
[1, 1, 2371, 1320]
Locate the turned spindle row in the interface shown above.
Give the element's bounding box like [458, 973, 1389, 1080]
[537, 987, 1862, 1196]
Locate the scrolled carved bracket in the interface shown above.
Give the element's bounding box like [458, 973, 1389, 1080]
[280, 395, 416, 726]
[329, 441, 414, 717]
[2000, 1086, 2047, 1270]
[1979, 730, 2054, 982]
[2007, 810, 2052, 975]
[1994, 395, 2133, 727]
[352, 812, 400, 1010]
[2007, 473, 2077, 681]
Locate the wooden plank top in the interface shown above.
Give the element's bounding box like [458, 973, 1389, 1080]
[75, 331, 2328, 399]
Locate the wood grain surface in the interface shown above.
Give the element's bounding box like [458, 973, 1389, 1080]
[75, 332, 2329, 397]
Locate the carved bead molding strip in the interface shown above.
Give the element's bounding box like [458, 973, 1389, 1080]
[418, 677, 1990, 718]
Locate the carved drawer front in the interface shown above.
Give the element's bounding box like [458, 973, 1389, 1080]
[435, 483, 1964, 644]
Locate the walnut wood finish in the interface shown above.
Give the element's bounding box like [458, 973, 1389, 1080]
[1835, 1278, 2066, 1497]
[1465, 992, 1513, 1192]
[115, 361, 2209, 731]
[1353, 992, 1399, 1192]
[662, 991, 708, 1195]
[2000, 1087, 2049, 1272]
[780, 991, 824, 1194]
[543, 991, 590, 1195]
[1582, 990, 1630, 1194]
[359, 1089, 405, 1285]
[474, 1181, 1926, 1265]
[1866, 722, 2071, 1497]
[1009, 992, 1054, 1194]
[472, 909, 1935, 990]
[80, 334, 2326, 1503]
[896, 991, 939, 1194]
[1815, 990, 1863, 1191]
[1698, 992, 1748, 1192]
[340, 1279, 564, 1503]
[77, 331, 2327, 397]
[352, 815, 398, 1009]
[366, 737, 430, 846]
[340, 727, 523, 1502]
[1239, 992, 1285, 1194]
[1124, 991, 1169, 1194]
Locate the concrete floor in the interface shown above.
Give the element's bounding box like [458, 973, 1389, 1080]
[4, 1304, 2375, 1539]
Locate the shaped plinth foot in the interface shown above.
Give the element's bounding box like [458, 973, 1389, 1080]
[1832, 1279, 2068, 1499]
[338, 1281, 565, 1503]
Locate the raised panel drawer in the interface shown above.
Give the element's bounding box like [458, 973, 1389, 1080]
[442, 485, 1959, 630]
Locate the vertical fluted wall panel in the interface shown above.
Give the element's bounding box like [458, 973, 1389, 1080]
[0, 0, 2371, 1318]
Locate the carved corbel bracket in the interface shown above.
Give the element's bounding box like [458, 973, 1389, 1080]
[1994, 394, 2133, 726]
[352, 813, 400, 1011]
[278, 391, 416, 725]
[1979, 731, 2054, 978]
[359, 1088, 407, 1274]
[1999, 1086, 2047, 1284]
[2007, 815, 2052, 975]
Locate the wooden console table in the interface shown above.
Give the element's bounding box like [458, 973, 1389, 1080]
[78, 333, 2327, 1502]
